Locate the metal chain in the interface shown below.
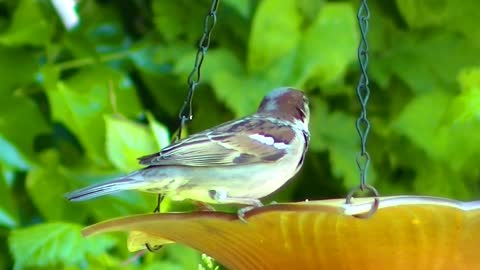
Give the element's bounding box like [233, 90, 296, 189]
[346, 0, 379, 217]
[146, 0, 220, 252]
[176, 0, 220, 141]
[355, 0, 371, 189]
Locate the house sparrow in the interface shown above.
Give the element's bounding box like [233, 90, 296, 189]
[65, 87, 310, 211]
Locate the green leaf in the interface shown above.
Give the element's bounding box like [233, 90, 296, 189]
[39, 63, 60, 93]
[46, 66, 142, 165]
[378, 32, 480, 94]
[164, 244, 202, 270]
[210, 73, 275, 117]
[310, 101, 376, 188]
[297, 0, 325, 22]
[65, 66, 143, 118]
[0, 95, 49, 170]
[450, 67, 480, 121]
[143, 261, 184, 270]
[445, 0, 480, 47]
[0, 253, 8, 270]
[105, 115, 158, 172]
[396, 0, 480, 46]
[153, 1, 208, 43]
[296, 3, 358, 89]
[8, 222, 115, 270]
[367, 1, 402, 88]
[26, 151, 87, 222]
[0, 164, 17, 228]
[260, 49, 299, 88]
[247, 0, 301, 73]
[0, 0, 52, 46]
[0, 46, 38, 96]
[223, 0, 252, 18]
[413, 162, 471, 199]
[203, 50, 294, 117]
[393, 92, 450, 160]
[146, 112, 171, 150]
[396, 0, 480, 45]
[47, 82, 107, 165]
[68, 1, 128, 57]
[174, 48, 244, 83]
[395, 0, 449, 28]
[130, 43, 191, 74]
[458, 67, 480, 91]
[394, 92, 480, 172]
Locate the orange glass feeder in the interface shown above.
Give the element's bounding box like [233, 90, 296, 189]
[83, 196, 480, 270]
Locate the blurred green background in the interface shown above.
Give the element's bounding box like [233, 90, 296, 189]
[1, 0, 480, 269]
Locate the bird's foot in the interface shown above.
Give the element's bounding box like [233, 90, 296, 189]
[195, 201, 216, 211]
[208, 190, 263, 223]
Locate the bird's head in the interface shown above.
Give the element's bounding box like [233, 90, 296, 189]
[257, 87, 310, 129]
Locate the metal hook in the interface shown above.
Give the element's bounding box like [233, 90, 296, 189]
[145, 243, 163, 253]
[345, 184, 379, 219]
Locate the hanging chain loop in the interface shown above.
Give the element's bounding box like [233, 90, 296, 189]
[176, 0, 220, 141]
[146, 0, 220, 252]
[346, 0, 379, 217]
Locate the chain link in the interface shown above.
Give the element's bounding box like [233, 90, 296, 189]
[176, 0, 220, 141]
[146, 0, 220, 252]
[346, 0, 379, 215]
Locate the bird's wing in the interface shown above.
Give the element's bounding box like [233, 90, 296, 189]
[138, 117, 297, 167]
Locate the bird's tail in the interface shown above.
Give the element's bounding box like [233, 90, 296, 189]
[65, 172, 145, 202]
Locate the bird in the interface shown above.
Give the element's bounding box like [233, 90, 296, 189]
[65, 87, 310, 212]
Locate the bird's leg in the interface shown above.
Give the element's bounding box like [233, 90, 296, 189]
[208, 190, 263, 222]
[146, 194, 165, 252]
[237, 205, 260, 222]
[194, 201, 216, 211]
[153, 194, 164, 213]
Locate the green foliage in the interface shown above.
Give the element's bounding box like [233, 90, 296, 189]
[310, 100, 377, 188]
[248, 0, 301, 74]
[0, 94, 49, 169]
[26, 152, 86, 222]
[452, 67, 480, 121]
[8, 222, 116, 270]
[200, 253, 220, 270]
[0, 165, 17, 227]
[105, 115, 158, 172]
[0, 0, 52, 46]
[0, 0, 479, 269]
[297, 3, 357, 88]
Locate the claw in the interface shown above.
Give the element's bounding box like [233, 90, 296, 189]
[237, 206, 255, 223]
[207, 190, 263, 222]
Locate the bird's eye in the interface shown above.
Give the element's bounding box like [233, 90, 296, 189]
[296, 107, 306, 119]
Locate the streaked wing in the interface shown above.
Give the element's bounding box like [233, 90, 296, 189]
[138, 117, 296, 167]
